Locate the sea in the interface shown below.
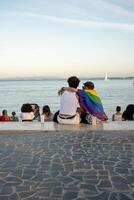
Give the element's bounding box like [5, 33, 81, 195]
[0, 79, 134, 119]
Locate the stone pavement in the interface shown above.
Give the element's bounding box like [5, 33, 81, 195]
[0, 130, 134, 200]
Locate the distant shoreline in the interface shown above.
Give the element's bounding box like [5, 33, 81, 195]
[0, 77, 134, 81]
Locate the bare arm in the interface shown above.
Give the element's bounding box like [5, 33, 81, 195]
[58, 87, 78, 95]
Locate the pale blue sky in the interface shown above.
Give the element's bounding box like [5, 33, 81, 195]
[0, 0, 134, 78]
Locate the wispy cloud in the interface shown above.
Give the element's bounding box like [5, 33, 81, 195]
[89, 0, 134, 18]
[1, 10, 134, 31]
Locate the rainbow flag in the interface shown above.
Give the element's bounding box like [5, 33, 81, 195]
[77, 89, 108, 121]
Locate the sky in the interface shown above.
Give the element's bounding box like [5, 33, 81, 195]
[0, 0, 134, 78]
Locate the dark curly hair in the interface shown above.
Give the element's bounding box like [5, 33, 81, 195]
[122, 104, 134, 120]
[67, 76, 80, 88]
[21, 103, 33, 113]
[42, 105, 51, 115]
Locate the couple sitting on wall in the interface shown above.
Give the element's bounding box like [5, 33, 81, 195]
[54, 76, 108, 125]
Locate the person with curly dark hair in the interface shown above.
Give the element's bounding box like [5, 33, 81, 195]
[20, 103, 34, 122]
[54, 76, 81, 124]
[122, 104, 134, 120]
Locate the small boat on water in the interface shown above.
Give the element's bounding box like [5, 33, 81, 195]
[104, 73, 108, 81]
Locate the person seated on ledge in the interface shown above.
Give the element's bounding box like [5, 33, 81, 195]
[41, 105, 53, 122]
[122, 104, 134, 121]
[77, 81, 108, 124]
[0, 109, 11, 122]
[112, 106, 123, 121]
[58, 81, 108, 124]
[20, 103, 34, 122]
[54, 76, 81, 124]
[10, 111, 19, 121]
[31, 104, 40, 121]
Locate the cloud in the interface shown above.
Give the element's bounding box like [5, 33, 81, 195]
[89, 0, 134, 18]
[1, 10, 134, 31]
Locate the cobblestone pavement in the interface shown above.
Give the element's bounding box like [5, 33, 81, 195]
[0, 131, 134, 200]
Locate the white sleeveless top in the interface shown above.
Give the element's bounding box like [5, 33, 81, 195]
[113, 114, 122, 121]
[20, 112, 34, 121]
[59, 91, 79, 116]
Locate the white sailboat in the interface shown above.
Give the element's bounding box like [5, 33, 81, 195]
[104, 73, 108, 81]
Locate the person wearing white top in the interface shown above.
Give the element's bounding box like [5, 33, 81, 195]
[112, 106, 122, 121]
[57, 76, 81, 124]
[41, 105, 54, 122]
[20, 112, 34, 121]
[20, 103, 35, 122]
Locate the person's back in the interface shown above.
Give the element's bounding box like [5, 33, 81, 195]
[41, 105, 53, 122]
[0, 110, 11, 122]
[31, 104, 40, 121]
[77, 81, 108, 122]
[20, 103, 34, 122]
[11, 111, 19, 122]
[122, 104, 134, 121]
[112, 106, 122, 121]
[60, 91, 79, 116]
[57, 76, 81, 124]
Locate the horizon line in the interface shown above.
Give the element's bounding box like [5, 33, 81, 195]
[0, 76, 134, 80]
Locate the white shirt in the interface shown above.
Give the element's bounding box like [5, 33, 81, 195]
[20, 112, 34, 121]
[41, 113, 54, 121]
[113, 113, 122, 121]
[59, 91, 79, 116]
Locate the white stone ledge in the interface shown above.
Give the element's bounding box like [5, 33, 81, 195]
[0, 121, 133, 132]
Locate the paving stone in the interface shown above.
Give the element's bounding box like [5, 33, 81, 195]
[113, 183, 129, 191]
[11, 169, 23, 177]
[80, 184, 97, 192]
[115, 167, 129, 174]
[84, 179, 99, 185]
[130, 170, 134, 176]
[38, 180, 62, 189]
[92, 164, 104, 170]
[0, 178, 6, 185]
[0, 196, 9, 200]
[35, 189, 51, 197]
[63, 191, 78, 200]
[119, 193, 134, 200]
[109, 193, 118, 200]
[51, 170, 60, 178]
[52, 187, 62, 196]
[98, 170, 109, 176]
[97, 180, 112, 189]
[84, 191, 110, 200]
[125, 175, 134, 183]
[31, 174, 44, 182]
[57, 176, 74, 184]
[18, 191, 35, 198]
[5, 176, 22, 183]
[26, 197, 40, 200]
[0, 186, 13, 195]
[60, 170, 70, 176]
[111, 176, 130, 184]
[9, 193, 19, 200]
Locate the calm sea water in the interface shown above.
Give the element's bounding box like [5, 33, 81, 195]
[0, 79, 134, 119]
